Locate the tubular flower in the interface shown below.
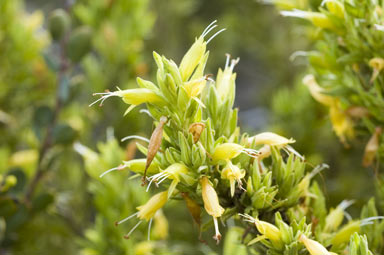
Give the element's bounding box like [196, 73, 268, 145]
[212, 143, 258, 162]
[303, 74, 336, 107]
[183, 76, 208, 97]
[216, 54, 239, 105]
[179, 20, 225, 81]
[90, 88, 166, 115]
[98, 159, 160, 178]
[329, 103, 354, 145]
[221, 160, 245, 197]
[300, 234, 335, 255]
[115, 191, 168, 239]
[201, 176, 225, 244]
[147, 163, 193, 197]
[324, 200, 354, 232]
[331, 217, 384, 246]
[281, 9, 337, 31]
[239, 214, 282, 247]
[249, 132, 295, 146]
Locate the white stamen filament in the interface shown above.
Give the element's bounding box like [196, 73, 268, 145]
[89, 92, 118, 107]
[121, 135, 150, 143]
[116, 212, 138, 225]
[338, 200, 355, 211]
[229, 57, 240, 71]
[308, 163, 329, 179]
[360, 216, 384, 226]
[213, 217, 222, 244]
[289, 51, 308, 62]
[201, 20, 217, 37]
[225, 53, 231, 69]
[124, 220, 142, 239]
[207, 28, 226, 44]
[99, 164, 126, 178]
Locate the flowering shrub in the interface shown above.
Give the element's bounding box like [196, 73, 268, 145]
[93, 21, 383, 254]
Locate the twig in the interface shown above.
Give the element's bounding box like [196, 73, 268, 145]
[24, 29, 70, 204]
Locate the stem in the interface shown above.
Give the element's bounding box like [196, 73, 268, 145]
[24, 30, 70, 204]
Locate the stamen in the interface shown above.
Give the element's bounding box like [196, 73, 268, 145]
[238, 213, 256, 223]
[308, 163, 329, 179]
[344, 211, 352, 221]
[284, 145, 304, 160]
[147, 218, 153, 241]
[360, 216, 384, 226]
[124, 220, 142, 239]
[207, 28, 226, 44]
[225, 53, 231, 69]
[338, 200, 355, 211]
[89, 92, 117, 107]
[139, 109, 154, 119]
[115, 212, 138, 226]
[289, 51, 308, 62]
[121, 135, 150, 143]
[201, 20, 217, 37]
[202, 24, 218, 38]
[229, 57, 240, 71]
[99, 164, 126, 178]
[213, 217, 222, 244]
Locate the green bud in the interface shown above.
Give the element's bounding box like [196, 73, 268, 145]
[67, 26, 92, 63]
[48, 9, 70, 41]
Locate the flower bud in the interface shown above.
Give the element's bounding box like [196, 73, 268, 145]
[331, 221, 360, 246]
[48, 9, 70, 41]
[212, 143, 244, 162]
[67, 26, 92, 63]
[249, 132, 295, 146]
[254, 219, 282, 243]
[134, 241, 155, 255]
[300, 234, 333, 255]
[303, 74, 335, 106]
[137, 191, 168, 221]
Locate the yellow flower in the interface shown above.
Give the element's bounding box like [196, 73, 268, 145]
[239, 214, 282, 248]
[249, 132, 295, 146]
[216, 54, 239, 105]
[212, 143, 244, 162]
[281, 10, 337, 31]
[183, 76, 207, 97]
[329, 103, 354, 145]
[221, 161, 245, 197]
[201, 176, 225, 243]
[147, 163, 193, 197]
[98, 159, 160, 178]
[300, 234, 334, 255]
[303, 74, 336, 107]
[363, 127, 382, 167]
[137, 191, 168, 221]
[90, 88, 166, 115]
[179, 20, 225, 81]
[116, 191, 168, 239]
[324, 200, 354, 232]
[152, 210, 169, 240]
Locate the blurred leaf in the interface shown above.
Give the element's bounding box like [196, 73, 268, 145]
[53, 124, 77, 145]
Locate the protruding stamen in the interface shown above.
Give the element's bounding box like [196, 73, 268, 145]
[121, 135, 150, 143]
[225, 53, 231, 69]
[99, 164, 126, 178]
[201, 20, 217, 37]
[229, 57, 240, 71]
[207, 28, 226, 44]
[360, 216, 384, 226]
[213, 217, 222, 244]
[147, 218, 153, 241]
[289, 51, 308, 62]
[308, 163, 329, 179]
[123, 220, 142, 239]
[89, 91, 117, 107]
[338, 200, 355, 211]
[115, 212, 139, 226]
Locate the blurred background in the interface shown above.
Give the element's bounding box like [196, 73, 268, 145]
[0, 0, 377, 254]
